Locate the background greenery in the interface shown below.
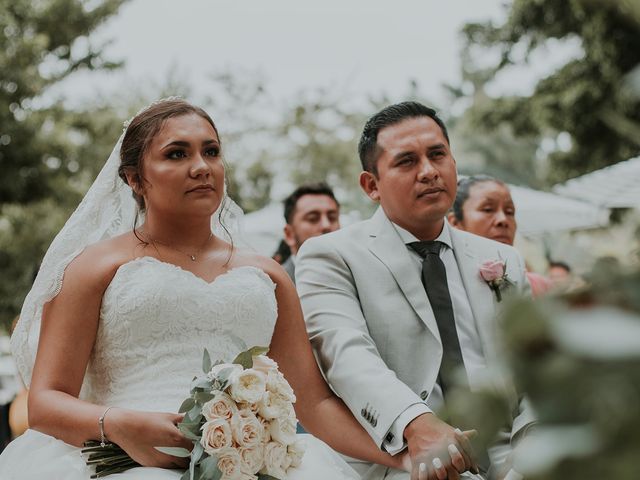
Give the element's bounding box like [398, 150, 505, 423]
[1, 0, 639, 331]
[448, 231, 640, 479]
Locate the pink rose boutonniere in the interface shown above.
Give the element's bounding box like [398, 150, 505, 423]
[479, 259, 512, 302]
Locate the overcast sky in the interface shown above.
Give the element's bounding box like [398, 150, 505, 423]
[54, 0, 525, 107]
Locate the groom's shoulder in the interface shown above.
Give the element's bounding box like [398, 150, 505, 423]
[299, 218, 371, 256]
[452, 228, 524, 264]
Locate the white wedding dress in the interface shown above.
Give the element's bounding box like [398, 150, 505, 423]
[0, 257, 359, 479]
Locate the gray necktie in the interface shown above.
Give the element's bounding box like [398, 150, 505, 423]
[411, 241, 490, 474]
[409, 240, 467, 393]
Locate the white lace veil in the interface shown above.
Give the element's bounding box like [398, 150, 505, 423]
[11, 122, 245, 387]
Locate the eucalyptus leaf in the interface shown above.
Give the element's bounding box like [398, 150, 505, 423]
[189, 452, 196, 480]
[154, 446, 191, 458]
[194, 391, 215, 405]
[216, 367, 234, 382]
[202, 349, 212, 373]
[232, 351, 253, 369]
[178, 424, 201, 442]
[179, 397, 196, 413]
[186, 404, 202, 421]
[191, 442, 205, 464]
[232, 345, 270, 368]
[191, 376, 213, 390]
[199, 455, 223, 480]
[179, 418, 202, 432]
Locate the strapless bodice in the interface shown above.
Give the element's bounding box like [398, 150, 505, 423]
[81, 257, 277, 412]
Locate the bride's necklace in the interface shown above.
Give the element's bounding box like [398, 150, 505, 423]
[142, 230, 213, 262]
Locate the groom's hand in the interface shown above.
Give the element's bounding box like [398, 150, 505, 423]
[404, 413, 479, 480]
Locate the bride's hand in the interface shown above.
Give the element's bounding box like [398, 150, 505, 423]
[103, 408, 191, 469]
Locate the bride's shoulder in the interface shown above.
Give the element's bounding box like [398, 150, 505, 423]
[66, 232, 143, 290]
[228, 248, 289, 287]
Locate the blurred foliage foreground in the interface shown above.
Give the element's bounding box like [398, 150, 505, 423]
[449, 234, 640, 479]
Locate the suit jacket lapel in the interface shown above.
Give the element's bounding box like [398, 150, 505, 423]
[367, 208, 441, 339]
[449, 227, 498, 361]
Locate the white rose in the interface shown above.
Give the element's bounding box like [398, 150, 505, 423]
[200, 419, 233, 455]
[202, 392, 238, 421]
[258, 416, 271, 443]
[229, 369, 266, 404]
[217, 448, 243, 480]
[257, 391, 293, 420]
[208, 363, 243, 383]
[239, 443, 264, 475]
[268, 414, 297, 446]
[265, 370, 296, 402]
[287, 439, 306, 469]
[252, 355, 278, 375]
[231, 409, 264, 448]
[237, 401, 259, 414]
[260, 441, 288, 479]
[237, 473, 257, 480]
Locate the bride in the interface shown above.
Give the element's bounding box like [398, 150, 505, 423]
[0, 98, 408, 479]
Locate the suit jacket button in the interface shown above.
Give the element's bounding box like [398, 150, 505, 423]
[420, 390, 428, 401]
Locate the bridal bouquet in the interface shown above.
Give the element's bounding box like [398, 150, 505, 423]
[82, 346, 305, 480]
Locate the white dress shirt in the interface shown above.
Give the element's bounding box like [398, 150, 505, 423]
[383, 220, 487, 454]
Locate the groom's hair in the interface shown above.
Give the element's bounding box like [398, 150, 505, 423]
[358, 101, 449, 175]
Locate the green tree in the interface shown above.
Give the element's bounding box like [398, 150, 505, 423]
[0, 0, 126, 330]
[276, 86, 436, 212]
[460, 0, 640, 183]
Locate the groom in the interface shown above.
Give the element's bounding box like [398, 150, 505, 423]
[296, 102, 533, 479]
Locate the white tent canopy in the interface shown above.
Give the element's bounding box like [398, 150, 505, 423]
[553, 156, 640, 208]
[509, 185, 610, 237]
[241, 185, 609, 254]
[241, 203, 286, 256]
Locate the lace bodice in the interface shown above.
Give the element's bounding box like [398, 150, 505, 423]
[82, 257, 277, 412]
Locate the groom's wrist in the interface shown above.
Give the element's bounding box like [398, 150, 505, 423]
[403, 412, 434, 441]
[383, 403, 431, 454]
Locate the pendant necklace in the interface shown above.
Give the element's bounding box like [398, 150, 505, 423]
[142, 230, 213, 262]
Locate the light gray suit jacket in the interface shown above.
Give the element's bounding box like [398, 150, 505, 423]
[282, 256, 296, 284]
[297, 207, 533, 456]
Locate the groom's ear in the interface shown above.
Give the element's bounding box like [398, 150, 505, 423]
[359, 171, 380, 202]
[447, 212, 462, 230]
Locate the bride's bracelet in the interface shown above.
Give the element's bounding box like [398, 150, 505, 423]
[99, 406, 114, 447]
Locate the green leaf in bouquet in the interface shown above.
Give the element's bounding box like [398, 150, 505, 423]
[202, 349, 212, 374]
[191, 376, 213, 391]
[191, 441, 205, 464]
[199, 455, 223, 480]
[179, 397, 197, 413]
[186, 404, 202, 421]
[189, 454, 198, 480]
[194, 391, 215, 405]
[212, 367, 236, 391]
[178, 421, 202, 442]
[233, 346, 270, 369]
[154, 446, 192, 457]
